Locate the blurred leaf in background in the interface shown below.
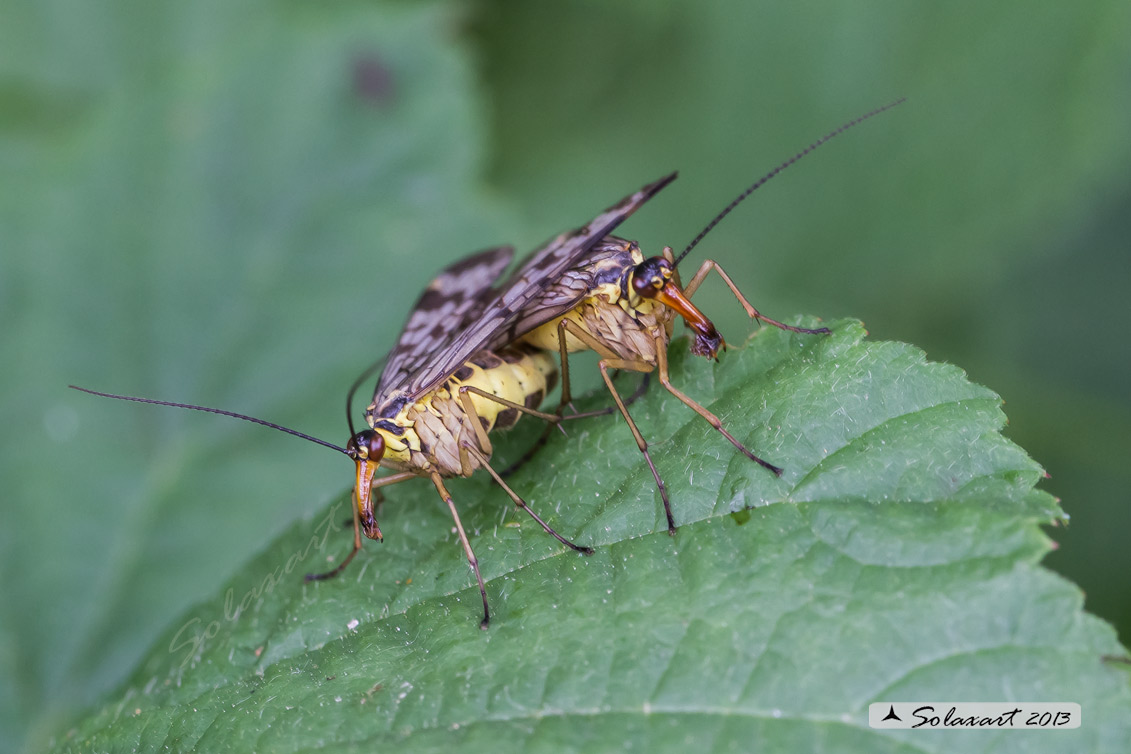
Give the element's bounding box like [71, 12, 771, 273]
[2, 0, 1129, 752]
[1, 0, 513, 750]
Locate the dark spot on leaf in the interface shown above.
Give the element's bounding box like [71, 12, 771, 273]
[352, 54, 394, 105]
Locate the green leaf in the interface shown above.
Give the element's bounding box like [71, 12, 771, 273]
[471, 0, 1131, 655]
[46, 322, 1130, 753]
[9, 2, 1131, 753]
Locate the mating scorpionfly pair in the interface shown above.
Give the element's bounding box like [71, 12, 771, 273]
[72, 100, 903, 627]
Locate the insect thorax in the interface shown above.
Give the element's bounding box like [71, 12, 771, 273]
[368, 345, 556, 477]
[521, 238, 675, 362]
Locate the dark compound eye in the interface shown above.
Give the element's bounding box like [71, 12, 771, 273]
[632, 257, 673, 297]
[348, 429, 385, 461]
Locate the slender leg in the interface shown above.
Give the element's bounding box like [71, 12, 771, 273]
[595, 357, 677, 534]
[453, 394, 591, 551]
[562, 372, 651, 420]
[370, 471, 420, 490]
[500, 367, 652, 479]
[682, 259, 829, 335]
[496, 320, 578, 478]
[549, 320, 677, 533]
[549, 317, 645, 416]
[431, 473, 491, 629]
[458, 385, 564, 424]
[360, 470, 418, 540]
[306, 471, 417, 581]
[306, 499, 363, 582]
[654, 333, 783, 476]
[457, 384, 564, 459]
[555, 317, 580, 411]
[468, 447, 594, 554]
[369, 471, 414, 534]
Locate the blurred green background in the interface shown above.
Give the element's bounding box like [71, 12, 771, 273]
[2, 1, 1128, 752]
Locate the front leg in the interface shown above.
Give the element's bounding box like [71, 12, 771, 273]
[306, 470, 417, 582]
[457, 384, 563, 458]
[465, 446, 594, 555]
[430, 472, 492, 629]
[682, 258, 829, 335]
[654, 332, 783, 476]
[554, 316, 624, 410]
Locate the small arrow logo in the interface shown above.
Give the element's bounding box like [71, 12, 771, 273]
[882, 705, 902, 722]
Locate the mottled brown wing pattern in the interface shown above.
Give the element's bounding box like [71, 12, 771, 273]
[388, 172, 678, 406]
[375, 246, 514, 396]
[490, 238, 638, 347]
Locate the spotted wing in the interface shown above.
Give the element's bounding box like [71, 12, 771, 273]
[389, 172, 678, 404]
[488, 237, 638, 348]
[375, 246, 515, 397]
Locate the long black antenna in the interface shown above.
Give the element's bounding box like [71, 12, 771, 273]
[69, 385, 350, 456]
[345, 352, 388, 438]
[674, 97, 906, 267]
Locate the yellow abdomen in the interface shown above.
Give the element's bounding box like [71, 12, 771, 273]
[378, 346, 556, 476]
